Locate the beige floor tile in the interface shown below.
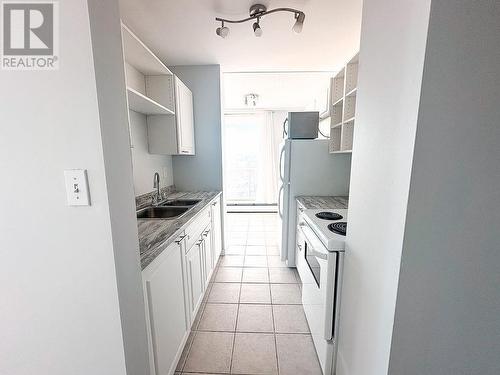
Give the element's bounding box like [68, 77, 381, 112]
[219, 255, 244, 267]
[267, 255, 287, 268]
[248, 231, 266, 239]
[231, 333, 278, 375]
[192, 302, 206, 329]
[208, 283, 240, 304]
[225, 238, 246, 246]
[276, 334, 322, 375]
[214, 267, 243, 283]
[183, 331, 234, 374]
[273, 305, 310, 333]
[266, 246, 280, 255]
[198, 304, 238, 332]
[270, 284, 302, 304]
[236, 304, 274, 333]
[227, 231, 247, 238]
[247, 238, 266, 246]
[245, 245, 267, 255]
[176, 330, 195, 372]
[242, 267, 269, 283]
[244, 255, 268, 268]
[239, 283, 271, 304]
[224, 245, 246, 255]
[266, 238, 280, 247]
[269, 268, 298, 283]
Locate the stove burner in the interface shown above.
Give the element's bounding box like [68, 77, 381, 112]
[315, 212, 343, 220]
[328, 222, 347, 236]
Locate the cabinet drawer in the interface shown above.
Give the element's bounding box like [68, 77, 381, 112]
[185, 207, 211, 250]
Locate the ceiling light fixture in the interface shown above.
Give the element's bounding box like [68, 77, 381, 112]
[245, 93, 259, 106]
[215, 4, 305, 38]
[216, 21, 230, 38]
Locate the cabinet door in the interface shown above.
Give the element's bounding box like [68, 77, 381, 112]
[186, 241, 204, 324]
[143, 242, 188, 375]
[203, 228, 214, 284]
[211, 199, 223, 262]
[175, 78, 195, 155]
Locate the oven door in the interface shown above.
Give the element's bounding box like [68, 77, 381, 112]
[299, 223, 337, 341]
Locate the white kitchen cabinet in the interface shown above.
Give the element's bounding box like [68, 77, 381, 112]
[211, 198, 223, 261]
[142, 239, 188, 375]
[202, 226, 214, 285]
[175, 78, 195, 154]
[147, 75, 195, 155]
[185, 240, 204, 324]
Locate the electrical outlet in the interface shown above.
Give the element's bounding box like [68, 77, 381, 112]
[64, 169, 91, 206]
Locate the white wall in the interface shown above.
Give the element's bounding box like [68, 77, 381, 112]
[170, 65, 223, 191]
[0, 1, 148, 374]
[336, 1, 432, 374]
[223, 72, 333, 112]
[389, 1, 500, 374]
[87, 1, 150, 373]
[129, 110, 173, 196]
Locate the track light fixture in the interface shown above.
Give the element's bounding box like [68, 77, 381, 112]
[215, 4, 305, 38]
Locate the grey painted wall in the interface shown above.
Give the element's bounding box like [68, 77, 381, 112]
[170, 65, 223, 191]
[129, 110, 174, 196]
[336, 0, 432, 374]
[389, 1, 500, 374]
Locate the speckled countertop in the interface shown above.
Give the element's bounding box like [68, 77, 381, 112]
[138, 191, 221, 270]
[296, 195, 349, 209]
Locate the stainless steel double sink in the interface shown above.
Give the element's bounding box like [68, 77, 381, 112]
[137, 199, 201, 219]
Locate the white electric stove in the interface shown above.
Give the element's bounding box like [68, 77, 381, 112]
[302, 209, 348, 251]
[296, 208, 347, 375]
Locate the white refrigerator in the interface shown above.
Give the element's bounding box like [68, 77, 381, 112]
[278, 139, 351, 266]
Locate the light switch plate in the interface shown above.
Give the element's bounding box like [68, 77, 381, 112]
[64, 169, 91, 206]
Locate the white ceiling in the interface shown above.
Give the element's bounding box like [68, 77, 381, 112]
[118, 0, 363, 72]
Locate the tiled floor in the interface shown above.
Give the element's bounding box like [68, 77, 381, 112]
[175, 213, 323, 375]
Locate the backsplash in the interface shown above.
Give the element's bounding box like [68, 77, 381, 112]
[135, 185, 176, 210]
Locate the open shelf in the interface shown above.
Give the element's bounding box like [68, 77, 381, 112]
[329, 125, 342, 153]
[345, 87, 357, 97]
[340, 120, 355, 151]
[127, 87, 174, 115]
[331, 102, 343, 125]
[345, 53, 359, 94]
[332, 97, 344, 107]
[331, 70, 345, 103]
[122, 23, 172, 76]
[328, 52, 359, 155]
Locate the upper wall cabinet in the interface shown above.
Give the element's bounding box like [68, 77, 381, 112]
[148, 76, 195, 155]
[121, 23, 195, 155]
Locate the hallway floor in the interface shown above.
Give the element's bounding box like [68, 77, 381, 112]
[175, 212, 322, 375]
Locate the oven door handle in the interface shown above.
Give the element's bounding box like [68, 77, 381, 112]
[299, 223, 329, 258]
[307, 248, 328, 261]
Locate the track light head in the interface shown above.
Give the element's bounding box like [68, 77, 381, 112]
[216, 23, 230, 38]
[253, 20, 263, 37]
[293, 12, 305, 34]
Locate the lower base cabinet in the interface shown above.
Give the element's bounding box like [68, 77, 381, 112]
[143, 196, 223, 375]
[185, 240, 204, 324]
[143, 240, 188, 375]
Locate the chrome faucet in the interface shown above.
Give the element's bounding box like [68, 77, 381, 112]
[152, 172, 161, 205]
